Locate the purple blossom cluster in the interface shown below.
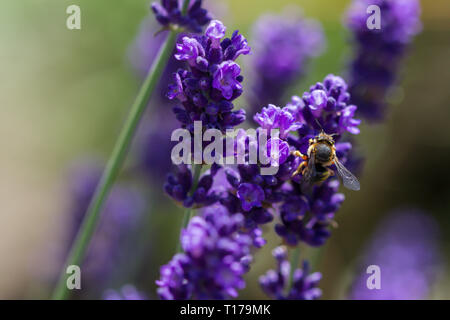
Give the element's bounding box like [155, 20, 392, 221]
[273, 75, 360, 246]
[248, 11, 324, 115]
[164, 20, 251, 207]
[156, 204, 252, 299]
[218, 75, 359, 247]
[260, 246, 322, 300]
[159, 74, 360, 300]
[64, 160, 143, 291]
[168, 19, 250, 132]
[345, 0, 421, 121]
[151, 0, 211, 33]
[164, 163, 221, 208]
[350, 209, 441, 300]
[151, 1, 365, 298]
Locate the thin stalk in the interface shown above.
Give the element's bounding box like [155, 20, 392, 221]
[175, 164, 202, 253]
[51, 29, 178, 300]
[181, 0, 190, 14]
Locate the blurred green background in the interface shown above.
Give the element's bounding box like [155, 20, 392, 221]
[1, 0, 449, 299]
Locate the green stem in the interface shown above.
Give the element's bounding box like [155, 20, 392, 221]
[175, 164, 202, 253]
[289, 246, 301, 289]
[181, 0, 190, 14]
[51, 30, 178, 300]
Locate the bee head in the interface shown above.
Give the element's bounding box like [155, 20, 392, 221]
[316, 131, 336, 145]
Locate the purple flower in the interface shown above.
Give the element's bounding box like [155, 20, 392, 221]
[151, 0, 211, 33]
[164, 164, 220, 208]
[276, 175, 345, 247]
[212, 61, 242, 100]
[248, 10, 324, 116]
[103, 285, 147, 300]
[157, 253, 191, 300]
[206, 167, 273, 247]
[165, 21, 250, 207]
[218, 85, 353, 246]
[309, 90, 327, 110]
[174, 36, 205, 64]
[253, 104, 301, 139]
[345, 0, 421, 121]
[339, 105, 361, 134]
[285, 74, 360, 136]
[156, 205, 252, 299]
[167, 20, 250, 132]
[227, 31, 251, 60]
[181, 216, 210, 258]
[236, 75, 359, 247]
[289, 262, 323, 300]
[350, 209, 441, 300]
[253, 104, 279, 130]
[206, 19, 226, 48]
[259, 246, 322, 300]
[164, 164, 192, 203]
[267, 137, 290, 165]
[237, 183, 265, 211]
[167, 72, 186, 101]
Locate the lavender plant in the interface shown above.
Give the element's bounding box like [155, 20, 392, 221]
[167, 19, 249, 133]
[156, 20, 254, 299]
[158, 73, 362, 299]
[219, 75, 360, 249]
[345, 0, 421, 121]
[131, 2, 227, 182]
[248, 10, 325, 116]
[130, 1, 228, 182]
[157, 204, 252, 299]
[53, 0, 416, 301]
[163, 19, 250, 209]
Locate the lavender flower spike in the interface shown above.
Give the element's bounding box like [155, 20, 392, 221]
[217, 75, 359, 248]
[237, 183, 265, 212]
[259, 246, 322, 300]
[254, 104, 301, 139]
[164, 20, 250, 207]
[168, 19, 249, 133]
[156, 204, 252, 299]
[151, 0, 211, 33]
[345, 0, 422, 121]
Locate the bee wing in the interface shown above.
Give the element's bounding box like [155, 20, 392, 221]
[301, 152, 316, 192]
[334, 157, 360, 191]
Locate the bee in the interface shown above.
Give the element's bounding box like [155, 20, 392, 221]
[292, 131, 360, 191]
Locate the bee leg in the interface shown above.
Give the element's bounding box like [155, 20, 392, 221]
[292, 161, 307, 177]
[293, 150, 308, 160]
[327, 168, 335, 177]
